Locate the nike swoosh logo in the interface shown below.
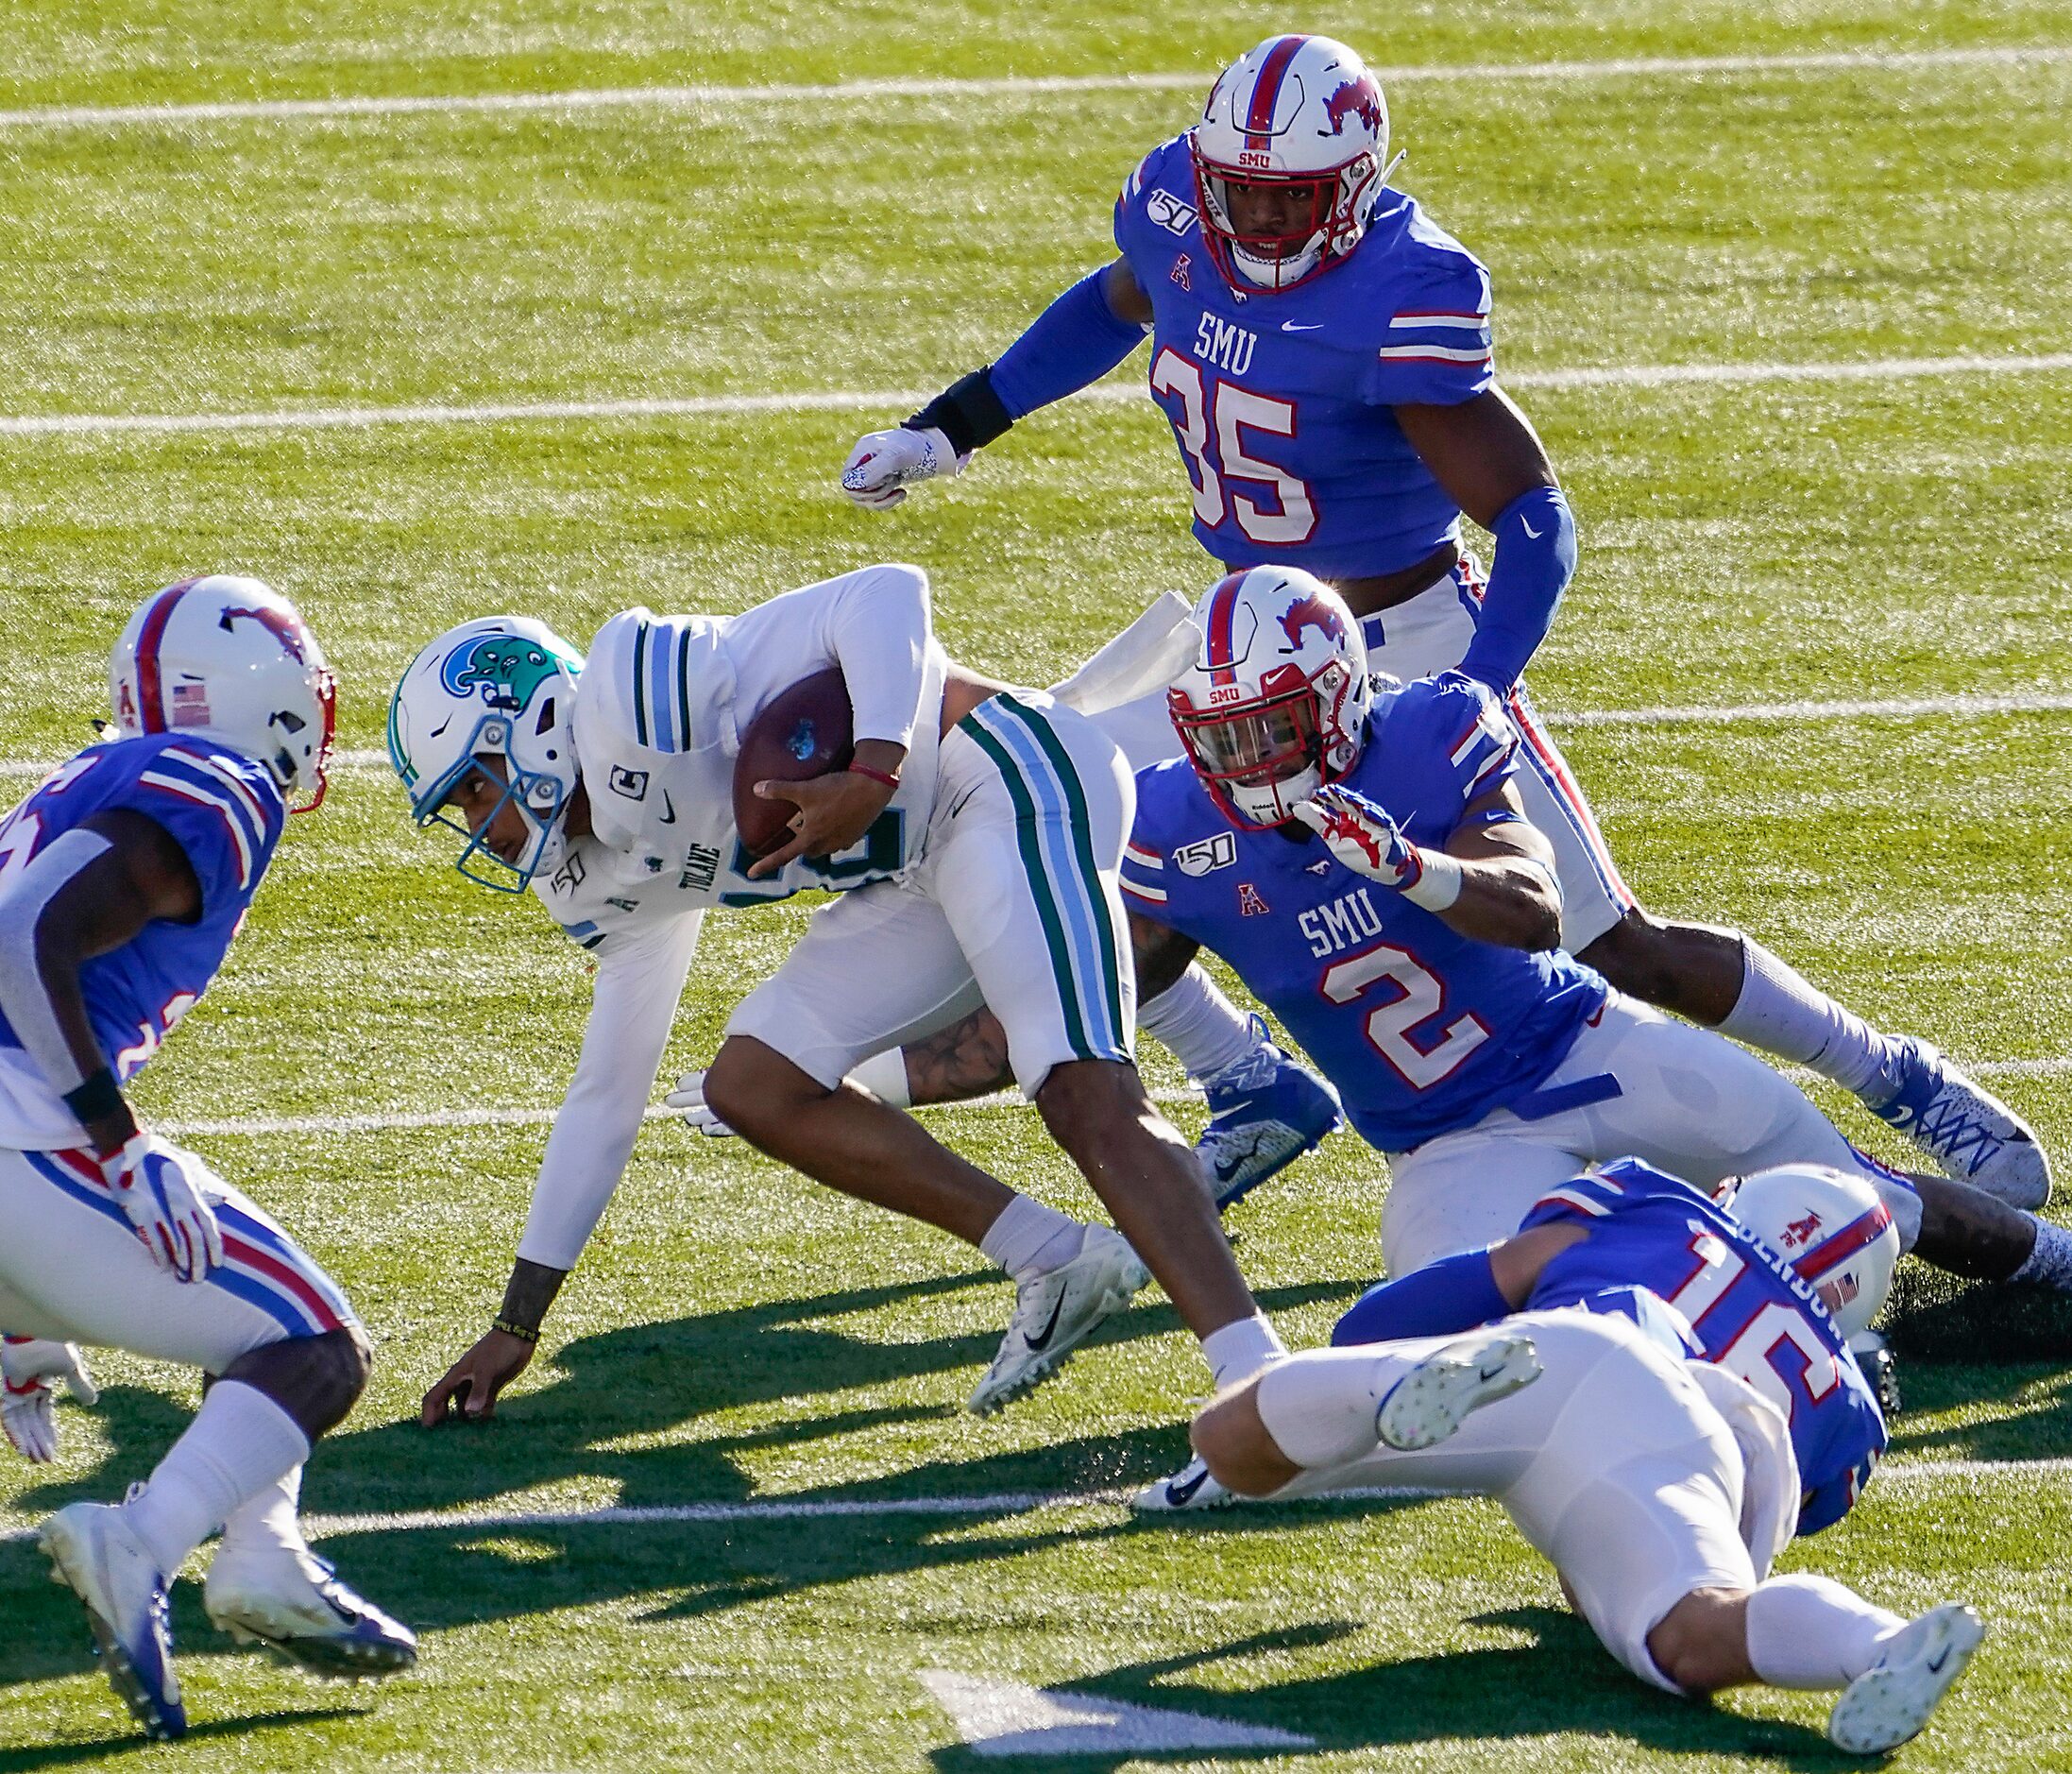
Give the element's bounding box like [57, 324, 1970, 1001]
[1926, 1648, 1951, 1674]
[1164, 1467, 1210, 1506]
[1281, 321, 1323, 333]
[1520, 518, 1543, 537]
[658, 791, 677, 825]
[1023, 1291, 1069, 1352]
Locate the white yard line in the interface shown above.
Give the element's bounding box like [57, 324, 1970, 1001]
[5, 352, 2071, 439]
[9, 689, 2069, 787]
[0, 44, 2066, 132]
[140, 1051, 2072, 1139]
[3, 1455, 2064, 1545]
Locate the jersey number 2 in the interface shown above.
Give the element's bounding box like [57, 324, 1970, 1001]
[1319, 942, 1490, 1090]
[1149, 350, 1318, 545]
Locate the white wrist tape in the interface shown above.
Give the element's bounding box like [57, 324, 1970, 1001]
[1400, 848, 1464, 912]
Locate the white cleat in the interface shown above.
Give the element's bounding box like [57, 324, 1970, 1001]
[1827, 1601, 1984, 1755]
[1376, 1328, 1542, 1452]
[205, 1541, 417, 1680]
[969, 1227, 1149, 1416]
[38, 1502, 185, 1741]
[1874, 1037, 2050, 1208]
[1130, 1455, 1236, 1513]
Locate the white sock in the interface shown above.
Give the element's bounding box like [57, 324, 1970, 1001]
[217, 1465, 306, 1557]
[1200, 1312, 1289, 1392]
[848, 1047, 913, 1108]
[1716, 937, 1902, 1101]
[1140, 968, 1258, 1083]
[978, 1195, 1086, 1281]
[2013, 1217, 2072, 1290]
[1253, 1347, 1402, 1469]
[121, 1381, 311, 1575]
[1744, 1574, 1904, 1689]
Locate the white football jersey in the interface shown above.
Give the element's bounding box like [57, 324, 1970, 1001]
[528, 571, 947, 955]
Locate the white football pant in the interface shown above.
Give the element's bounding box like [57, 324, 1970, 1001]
[1259, 1308, 1794, 1692]
[1378, 995, 1923, 1276]
[0, 1144, 357, 1371]
[727, 689, 1135, 1097]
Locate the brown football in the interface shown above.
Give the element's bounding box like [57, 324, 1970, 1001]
[731, 668, 855, 859]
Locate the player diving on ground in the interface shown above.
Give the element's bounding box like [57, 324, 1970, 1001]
[838, 30, 2047, 1210]
[1192, 1159, 1982, 1755]
[389, 563, 1292, 1427]
[0, 578, 415, 1742]
[787, 570, 2072, 1501]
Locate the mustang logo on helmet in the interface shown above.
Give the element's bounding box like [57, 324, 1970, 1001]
[1322, 77, 1383, 138]
[1279, 592, 1348, 651]
[439, 636, 567, 712]
[220, 605, 313, 664]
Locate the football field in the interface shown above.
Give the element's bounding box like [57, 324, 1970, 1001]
[5, 1, 2072, 1766]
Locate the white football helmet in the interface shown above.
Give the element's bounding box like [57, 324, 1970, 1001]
[1723, 1163, 1901, 1339]
[1168, 566, 1374, 828]
[110, 576, 335, 810]
[388, 617, 585, 892]
[1190, 34, 1391, 291]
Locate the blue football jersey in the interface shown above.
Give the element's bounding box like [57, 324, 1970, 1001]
[0, 735, 283, 1098]
[1113, 136, 1493, 582]
[1123, 674, 1605, 1150]
[1521, 1157, 1888, 1536]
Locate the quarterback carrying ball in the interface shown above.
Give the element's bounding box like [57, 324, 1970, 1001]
[391, 563, 1292, 1424]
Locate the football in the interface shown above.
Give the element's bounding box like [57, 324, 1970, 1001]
[731, 667, 855, 858]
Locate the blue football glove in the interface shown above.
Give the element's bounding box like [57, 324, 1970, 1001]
[1294, 784, 1425, 889]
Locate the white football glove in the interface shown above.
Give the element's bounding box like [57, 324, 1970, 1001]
[840, 426, 967, 510]
[99, 1131, 226, 1283]
[1294, 784, 1423, 887]
[664, 1069, 738, 1138]
[2, 1337, 98, 1464]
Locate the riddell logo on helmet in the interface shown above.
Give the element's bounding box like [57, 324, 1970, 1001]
[1279, 594, 1347, 650]
[1781, 1210, 1824, 1248]
[1323, 77, 1383, 137]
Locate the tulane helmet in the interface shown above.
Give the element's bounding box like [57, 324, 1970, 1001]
[388, 617, 585, 892]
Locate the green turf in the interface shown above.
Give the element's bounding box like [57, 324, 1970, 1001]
[4, 4, 2072, 1767]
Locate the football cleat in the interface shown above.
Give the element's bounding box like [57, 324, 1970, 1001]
[1848, 1329, 1901, 1419]
[1873, 1037, 2050, 1208]
[969, 1227, 1149, 1416]
[1827, 1601, 1984, 1755]
[1375, 1328, 1542, 1452]
[205, 1542, 418, 1679]
[1130, 1454, 1237, 1513]
[38, 1501, 185, 1741]
[1195, 1016, 1344, 1210]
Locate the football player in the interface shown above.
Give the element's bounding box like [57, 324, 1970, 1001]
[0, 578, 414, 1741]
[391, 563, 1289, 1431]
[838, 32, 2047, 1209]
[1189, 1162, 1983, 1755]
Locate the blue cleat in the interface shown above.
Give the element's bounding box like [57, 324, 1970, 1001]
[1872, 1037, 2050, 1209]
[206, 1542, 418, 1679]
[39, 1501, 186, 1741]
[1194, 1016, 1343, 1210]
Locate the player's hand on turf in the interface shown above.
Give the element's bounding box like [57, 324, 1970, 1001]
[98, 1132, 226, 1283]
[840, 426, 966, 510]
[2, 1338, 98, 1464]
[420, 1329, 535, 1426]
[747, 767, 898, 878]
[664, 1068, 738, 1137]
[1295, 785, 1425, 889]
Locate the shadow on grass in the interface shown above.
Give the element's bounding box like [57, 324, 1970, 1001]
[0, 1708, 365, 1771]
[922, 1613, 1851, 1770]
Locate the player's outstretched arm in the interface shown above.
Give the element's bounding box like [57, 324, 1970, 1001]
[1296, 779, 1562, 951]
[420, 1258, 564, 1424]
[841, 260, 1151, 508]
[1396, 390, 1577, 693]
[0, 809, 225, 1280]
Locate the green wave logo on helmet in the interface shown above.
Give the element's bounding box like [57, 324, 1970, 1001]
[439, 634, 575, 712]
